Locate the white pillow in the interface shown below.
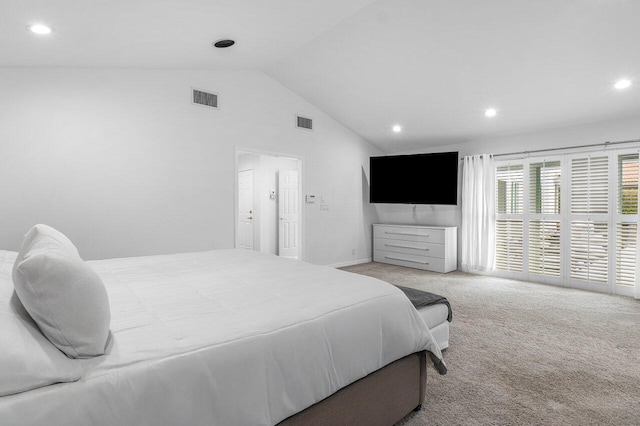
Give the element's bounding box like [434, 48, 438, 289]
[0, 256, 82, 396]
[12, 225, 111, 358]
[12, 224, 79, 277]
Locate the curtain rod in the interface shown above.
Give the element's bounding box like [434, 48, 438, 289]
[491, 138, 640, 158]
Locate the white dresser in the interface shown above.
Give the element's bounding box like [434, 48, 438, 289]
[373, 224, 457, 273]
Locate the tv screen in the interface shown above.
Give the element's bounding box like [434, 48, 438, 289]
[369, 152, 458, 204]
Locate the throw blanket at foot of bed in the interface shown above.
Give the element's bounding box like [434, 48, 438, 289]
[395, 285, 453, 323]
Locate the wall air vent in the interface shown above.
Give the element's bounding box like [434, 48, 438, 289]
[192, 88, 218, 109]
[296, 115, 313, 131]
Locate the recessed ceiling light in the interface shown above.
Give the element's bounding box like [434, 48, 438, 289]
[27, 24, 51, 35]
[485, 108, 497, 118]
[614, 79, 632, 90]
[213, 39, 235, 48]
[392, 125, 402, 133]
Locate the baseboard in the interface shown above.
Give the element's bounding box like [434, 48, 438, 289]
[329, 258, 372, 268]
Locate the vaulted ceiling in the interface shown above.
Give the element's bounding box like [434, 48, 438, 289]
[3, 0, 640, 152]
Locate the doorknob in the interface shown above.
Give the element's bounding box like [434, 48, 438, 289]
[249, 210, 253, 214]
[248, 216, 253, 220]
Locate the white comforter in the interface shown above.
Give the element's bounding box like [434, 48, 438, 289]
[0, 249, 442, 426]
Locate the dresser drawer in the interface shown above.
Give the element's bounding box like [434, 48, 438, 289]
[373, 250, 446, 273]
[373, 238, 445, 258]
[374, 226, 445, 244]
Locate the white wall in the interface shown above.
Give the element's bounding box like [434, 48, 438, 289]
[0, 68, 381, 265]
[376, 115, 640, 265]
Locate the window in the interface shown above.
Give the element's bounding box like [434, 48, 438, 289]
[495, 220, 524, 272]
[497, 165, 523, 214]
[529, 161, 561, 277]
[570, 155, 609, 284]
[570, 220, 609, 283]
[616, 154, 639, 287]
[530, 161, 561, 214]
[529, 220, 561, 277]
[495, 165, 523, 272]
[570, 156, 609, 214]
[494, 149, 640, 296]
[619, 154, 638, 214]
[616, 222, 637, 286]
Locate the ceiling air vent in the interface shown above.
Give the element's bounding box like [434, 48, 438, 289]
[192, 88, 218, 109]
[296, 115, 313, 131]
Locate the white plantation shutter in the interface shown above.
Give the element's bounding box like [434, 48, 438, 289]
[530, 161, 561, 214]
[618, 154, 639, 214]
[529, 220, 561, 277]
[494, 148, 640, 297]
[570, 155, 609, 284]
[495, 220, 523, 272]
[570, 221, 608, 283]
[616, 222, 637, 286]
[571, 156, 609, 214]
[616, 154, 639, 290]
[529, 161, 561, 278]
[495, 165, 523, 272]
[497, 165, 523, 214]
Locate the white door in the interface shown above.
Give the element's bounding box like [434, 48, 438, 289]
[278, 170, 300, 259]
[238, 169, 254, 250]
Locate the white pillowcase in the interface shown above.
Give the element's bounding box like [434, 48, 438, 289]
[12, 225, 111, 358]
[12, 224, 79, 277]
[0, 253, 82, 396]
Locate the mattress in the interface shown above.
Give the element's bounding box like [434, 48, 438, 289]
[419, 303, 450, 330]
[418, 304, 450, 350]
[0, 249, 443, 426]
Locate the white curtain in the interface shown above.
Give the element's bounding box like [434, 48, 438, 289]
[461, 154, 496, 272]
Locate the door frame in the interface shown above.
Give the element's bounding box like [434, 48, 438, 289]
[234, 146, 305, 261]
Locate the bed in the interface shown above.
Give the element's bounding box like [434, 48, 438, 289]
[0, 247, 445, 426]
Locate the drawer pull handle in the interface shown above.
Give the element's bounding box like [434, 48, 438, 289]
[385, 231, 430, 237]
[384, 255, 429, 265]
[385, 243, 429, 251]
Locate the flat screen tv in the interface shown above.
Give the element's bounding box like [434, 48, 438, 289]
[369, 152, 458, 204]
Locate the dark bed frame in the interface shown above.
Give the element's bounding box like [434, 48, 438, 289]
[279, 351, 427, 426]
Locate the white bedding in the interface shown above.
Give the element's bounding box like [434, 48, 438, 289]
[0, 249, 442, 426]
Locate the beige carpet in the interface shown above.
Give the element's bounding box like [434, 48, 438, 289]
[341, 262, 640, 425]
